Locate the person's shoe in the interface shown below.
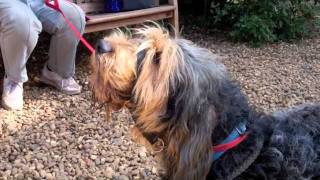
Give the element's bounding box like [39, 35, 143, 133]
[1, 77, 23, 110]
[40, 66, 82, 95]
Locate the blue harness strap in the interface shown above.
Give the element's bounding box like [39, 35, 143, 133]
[212, 123, 247, 161]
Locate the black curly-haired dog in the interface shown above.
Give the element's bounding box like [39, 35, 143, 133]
[91, 25, 320, 180]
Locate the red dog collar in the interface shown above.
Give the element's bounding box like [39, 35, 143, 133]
[212, 123, 248, 161]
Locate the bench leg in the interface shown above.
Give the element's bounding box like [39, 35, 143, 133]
[169, 11, 179, 37]
[168, 0, 179, 37]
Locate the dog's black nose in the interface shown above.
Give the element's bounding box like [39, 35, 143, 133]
[96, 39, 113, 54]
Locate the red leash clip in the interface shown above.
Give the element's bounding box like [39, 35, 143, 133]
[45, 0, 61, 12]
[45, 0, 95, 54]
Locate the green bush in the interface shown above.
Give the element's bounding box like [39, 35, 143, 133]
[231, 15, 276, 45]
[208, 0, 317, 46]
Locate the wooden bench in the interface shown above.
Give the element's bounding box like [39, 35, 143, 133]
[72, 0, 179, 35]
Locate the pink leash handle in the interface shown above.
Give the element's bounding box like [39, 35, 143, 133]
[45, 0, 96, 54]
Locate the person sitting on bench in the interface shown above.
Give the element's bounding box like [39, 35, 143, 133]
[0, 0, 85, 110]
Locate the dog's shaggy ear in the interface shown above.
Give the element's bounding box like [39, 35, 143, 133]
[133, 26, 182, 133]
[134, 25, 216, 179]
[169, 108, 216, 180]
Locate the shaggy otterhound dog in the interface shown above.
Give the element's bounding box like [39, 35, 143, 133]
[90, 26, 320, 180]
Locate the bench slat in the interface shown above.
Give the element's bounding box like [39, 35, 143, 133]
[86, 5, 175, 24]
[71, 0, 178, 35]
[85, 10, 173, 33]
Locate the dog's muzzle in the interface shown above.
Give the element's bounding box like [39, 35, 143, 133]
[96, 39, 113, 54]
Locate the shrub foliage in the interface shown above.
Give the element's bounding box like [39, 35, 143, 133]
[208, 0, 317, 46]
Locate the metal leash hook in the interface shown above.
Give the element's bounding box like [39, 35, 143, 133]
[45, 0, 96, 54]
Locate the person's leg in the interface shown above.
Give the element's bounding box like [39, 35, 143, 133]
[0, 0, 42, 110]
[0, 0, 42, 83]
[30, 0, 85, 94]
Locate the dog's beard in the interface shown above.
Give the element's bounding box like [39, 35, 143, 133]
[90, 54, 106, 104]
[90, 53, 135, 112]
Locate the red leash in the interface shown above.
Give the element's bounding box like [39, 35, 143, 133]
[45, 0, 95, 54]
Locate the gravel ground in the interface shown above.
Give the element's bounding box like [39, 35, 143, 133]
[0, 25, 319, 179]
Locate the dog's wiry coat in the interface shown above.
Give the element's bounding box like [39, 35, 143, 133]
[90, 25, 320, 180]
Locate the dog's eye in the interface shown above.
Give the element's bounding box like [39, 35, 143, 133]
[137, 49, 147, 62]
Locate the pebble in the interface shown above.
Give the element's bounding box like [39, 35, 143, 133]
[90, 155, 97, 160]
[138, 147, 147, 158]
[117, 175, 130, 180]
[39, 170, 47, 178]
[14, 173, 24, 180]
[104, 167, 114, 178]
[152, 166, 157, 174]
[46, 173, 55, 180]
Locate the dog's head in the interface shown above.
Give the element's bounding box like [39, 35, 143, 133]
[90, 31, 138, 111]
[90, 25, 223, 179]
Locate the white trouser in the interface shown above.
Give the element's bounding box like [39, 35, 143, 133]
[0, 0, 85, 83]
